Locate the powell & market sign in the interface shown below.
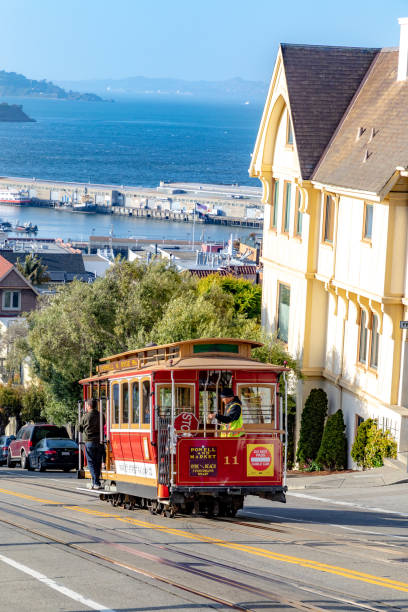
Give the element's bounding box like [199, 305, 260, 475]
[97, 357, 140, 373]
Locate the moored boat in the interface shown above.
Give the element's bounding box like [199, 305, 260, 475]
[0, 190, 31, 205]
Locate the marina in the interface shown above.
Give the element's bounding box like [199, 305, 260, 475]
[0, 203, 254, 244]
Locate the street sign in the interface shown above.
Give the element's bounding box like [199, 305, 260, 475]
[400, 321, 408, 329]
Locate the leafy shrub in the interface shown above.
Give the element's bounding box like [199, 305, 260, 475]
[304, 459, 322, 472]
[351, 418, 397, 469]
[296, 388, 328, 467]
[316, 409, 347, 470]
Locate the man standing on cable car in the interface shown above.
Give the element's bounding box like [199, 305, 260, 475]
[79, 398, 104, 490]
[208, 388, 244, 437]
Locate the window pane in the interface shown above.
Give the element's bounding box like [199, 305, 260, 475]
[121, 382, 129, 424]
[296, 189, 303, 235]
[283, 182, 291, 233]
[158, 385, 193, 417]
[324, 195, 334, 242]
[359, 310, 368, 364]
[370, 314, 379, 369]
[277, 284, 290, 343]
[158, 386, 172, 417]
[142, 380, 150, 424]
[131, 382, 140, 424]
[239, 386, 275, 424]
[4, 292, 10, 308]
[364, 204, 373, 240]
[112, 385, 119, 424]
[272, 180, 279, 228]
[287, 116, 294, 145]
[12, 292, 19, 308]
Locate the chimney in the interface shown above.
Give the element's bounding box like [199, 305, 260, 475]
[398, 18, 408, 81]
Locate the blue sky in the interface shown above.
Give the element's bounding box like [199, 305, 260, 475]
[1, 0, 408, 81]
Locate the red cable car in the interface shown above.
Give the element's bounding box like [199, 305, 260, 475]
[79, 337, 289, 517]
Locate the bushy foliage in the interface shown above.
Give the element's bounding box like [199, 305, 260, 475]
[316, 409, 347, 470]
[197, 274, 262, 321]
[21, 383, 47, 423]
[0, 384, 23, 432]
[351, 418, 397, 469]
[296, 388, 328, 467]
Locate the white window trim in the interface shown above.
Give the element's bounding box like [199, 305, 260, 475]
[2, 290, 21, 311]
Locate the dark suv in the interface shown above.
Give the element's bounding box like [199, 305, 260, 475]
[8, 424, 70, 469]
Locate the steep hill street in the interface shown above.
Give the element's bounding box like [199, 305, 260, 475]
[0, 467, 406, 611]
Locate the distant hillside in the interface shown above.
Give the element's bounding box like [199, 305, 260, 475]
[57, 76, 268, 103]
[0, 70, 104, 101]
[0, 103, 35, 122]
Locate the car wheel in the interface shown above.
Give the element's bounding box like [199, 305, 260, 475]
[27, 455, 34, 471]
[21, 451, 28, 470]
[39, 460, 46, 472]
[7, 451, 15, 468]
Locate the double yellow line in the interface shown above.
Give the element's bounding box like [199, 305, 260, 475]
[1, 486, 408, 593]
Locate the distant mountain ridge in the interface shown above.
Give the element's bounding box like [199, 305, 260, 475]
[57, 76, 268, 102]
[0, 70, 103, 101]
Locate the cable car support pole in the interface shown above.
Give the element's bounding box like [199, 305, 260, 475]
[283, 371, 288, 489]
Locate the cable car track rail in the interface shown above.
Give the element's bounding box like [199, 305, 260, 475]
[0, 510, 328, 612]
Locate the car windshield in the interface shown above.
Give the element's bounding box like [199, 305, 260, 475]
[0, 436, 8, 445]
[33, 426, 69, 444]
[45, 439, 76, 448]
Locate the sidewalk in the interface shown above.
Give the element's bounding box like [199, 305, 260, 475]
[287, 464, 408, 490]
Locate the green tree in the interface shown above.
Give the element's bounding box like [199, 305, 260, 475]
[21, 383, 47, 423]
[197, 274, 262, 320]
[316, 409, 347, 470]
[351, 419, 397, 469]
[296, 388, 328, 467]
[0, 384, 23, 432]
[16, 254, 50, 284]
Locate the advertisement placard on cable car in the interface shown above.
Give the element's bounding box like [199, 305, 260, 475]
[189, 445, 217, 477]
[177, 436, 282, 486]
[174, 412, 199, 437]
[246, 444, 275, 477]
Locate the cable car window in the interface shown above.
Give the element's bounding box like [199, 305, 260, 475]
[142, 380, 150, 424]
[157, 385, 194, 417]
[112, 384, 119, 424]
[238, 385, 276, 425]
[121, 382, 129, 425]
[131, 381, 140, 425]
[199, 390, 218, 422]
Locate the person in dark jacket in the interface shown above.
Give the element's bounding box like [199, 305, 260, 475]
[208, 388, 244, 437]
[79, 398, 104, 489]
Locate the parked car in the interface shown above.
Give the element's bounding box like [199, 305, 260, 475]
[0, 435, 16, 465]
[29, 438, 79, 472]
[7, 424, 70, 469]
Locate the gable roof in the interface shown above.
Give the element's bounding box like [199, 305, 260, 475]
[313, 48, 408, 195]
[0, 252, 86, 275]
[0, 255, 14, 282]
[0, 255, 39, 295]
[282, 44, 380, 179]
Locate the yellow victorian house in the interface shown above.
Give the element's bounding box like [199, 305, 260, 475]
[250, 20, 408, 467]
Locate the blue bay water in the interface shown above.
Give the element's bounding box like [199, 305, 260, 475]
[0, 97, 263, 242]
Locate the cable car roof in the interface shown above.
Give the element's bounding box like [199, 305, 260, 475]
[98, 338, 263, 363]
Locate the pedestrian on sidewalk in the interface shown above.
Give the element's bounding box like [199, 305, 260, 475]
[79, 398, 104, 490]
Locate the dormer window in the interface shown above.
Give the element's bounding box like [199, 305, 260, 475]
[286, 114, 294, 146]
[2, 290, 21, 310]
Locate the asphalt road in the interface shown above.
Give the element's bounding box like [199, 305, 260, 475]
[0, 466, 407, 611]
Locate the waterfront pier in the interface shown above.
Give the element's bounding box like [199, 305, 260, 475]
[0, 176, 263, 228]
